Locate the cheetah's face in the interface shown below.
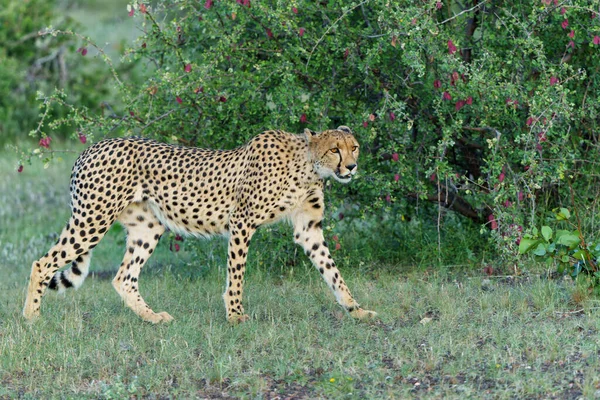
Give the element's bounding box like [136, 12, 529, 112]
[306, 126, 359, 184]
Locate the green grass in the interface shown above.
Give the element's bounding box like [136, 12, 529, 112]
[3, 147, 600, 399]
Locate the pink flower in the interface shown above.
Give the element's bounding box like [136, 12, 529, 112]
[498, 172, 505, 183]
[219, 96, 227, 103]
[139, 4, 147, 13]
[204, 0, 213, 9]
[560, 7, 566, 15]
[389, 112, 396, 121]
[593, 35, 600, 45]
[561, 19, 568, 29]
[526, 117, 534, 126]
[362, 121, 368, 128]
[344, 48, 349, 59]
[430, 173, 437, 182]
[299, 27, 305, 37]
[77, 47, 88, 56]
[447, 40, 457, 54]
[175, 234, 183, 241]
[78, 133, 87, 144]
[176, 96, 183, 104]
[451, 71, 459, 86]
[518, 191, 524, 201]
[266, 28, 273, 38]
[332, 235, 339, 242]
[568, 40, 575, 48]
[385, 194, 391, 203]
[568, 30, 575, 38]
[455, 100, 465, 111]
[17, 165, 23, 173]
[550, 76, 559, 85]
[335, 242, 342, 251]
[488, 214, 498, 230]
[443, 91, 452, 100]
[299, 113, 307, 123]
[39, 136, 52, 149]
[128, 8, 134, 17]
[466, 96, 473, 105]
[292, 7, 298, 14]
[185, 63, 192, 72]
[394, 174, 400, 182]
[433, 79, 441, 89]
[503, 200, 512, 208]
[436, 2, 442, 9]
[538, 131, 547, 142]
[174, 243, 180, 252]
[391, 153, 399, 162]
[194, 87, 204, 94]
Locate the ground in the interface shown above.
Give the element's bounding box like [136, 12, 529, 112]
[2, 146, 600, 399]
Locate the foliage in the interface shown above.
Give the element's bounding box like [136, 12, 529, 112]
[19, 0, 600, 266]
[519, 206, 600, 291]
[0, 0, 130, 147]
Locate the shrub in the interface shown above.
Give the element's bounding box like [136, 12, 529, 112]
[22, 0, 600, 267]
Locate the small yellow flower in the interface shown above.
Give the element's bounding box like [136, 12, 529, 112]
[329, 378, 335, 383]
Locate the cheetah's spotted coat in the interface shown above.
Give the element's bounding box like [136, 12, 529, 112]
[23, 126, 376, 323]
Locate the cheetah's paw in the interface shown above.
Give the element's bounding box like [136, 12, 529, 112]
[145, 311, 174, 324]
[228, 314, 250, 325]
[349, 308, 378, 320]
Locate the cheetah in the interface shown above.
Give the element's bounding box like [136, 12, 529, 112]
[23, 126, 377, 324]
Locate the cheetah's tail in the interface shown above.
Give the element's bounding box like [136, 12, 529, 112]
[48, 252, 91, 293]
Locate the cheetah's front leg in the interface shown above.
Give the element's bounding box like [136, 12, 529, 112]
[223, 217, 256, 324]
[291, 205, 377, 320]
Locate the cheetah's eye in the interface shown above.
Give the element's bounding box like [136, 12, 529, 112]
[329, 148, 339, 154]
[352, 146, 358, 152]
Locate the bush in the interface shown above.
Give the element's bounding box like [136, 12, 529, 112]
[0, 0, 128, 146]
[23, 0, 600, 269]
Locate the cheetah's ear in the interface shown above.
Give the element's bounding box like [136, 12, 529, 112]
[304, 128, 319, 141]
[337, 126, 353, 134]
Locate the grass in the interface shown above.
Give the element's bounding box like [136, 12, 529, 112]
[3, 147, 600, 399]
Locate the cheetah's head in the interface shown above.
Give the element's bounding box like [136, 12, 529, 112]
[305, 126, 359, 184]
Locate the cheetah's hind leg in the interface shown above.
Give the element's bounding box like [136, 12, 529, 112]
[112, 202, 172, 324]
[23, 219, 107, 320]
[47, 252, 92, 293]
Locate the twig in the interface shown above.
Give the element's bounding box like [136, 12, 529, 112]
[306, 0, 369, 71]
[141, 108, 181, 131]
[438, 0, 491, 25]
[38, 28, 125, 91]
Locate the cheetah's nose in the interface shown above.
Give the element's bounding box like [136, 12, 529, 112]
[346, 164, 357, 172]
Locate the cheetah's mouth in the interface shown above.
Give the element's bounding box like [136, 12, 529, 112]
[334, 171, 353, 183]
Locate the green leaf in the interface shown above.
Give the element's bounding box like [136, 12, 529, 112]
[556, 208, 571, 221]
[555, 232, 580, 249]
[518, 238, 540, 254]
[541, 226, 552, 242]
[572, 250, 588, 261]
[532, 243, 547, 257]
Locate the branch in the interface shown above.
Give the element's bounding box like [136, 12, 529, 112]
[438, 0, 491, 25]
[306, 0, 369, 71]
[408, 189, 489, 225]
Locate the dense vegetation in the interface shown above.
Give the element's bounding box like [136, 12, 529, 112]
[6, 0, 600, 271]
[3, 2, 600, 398]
